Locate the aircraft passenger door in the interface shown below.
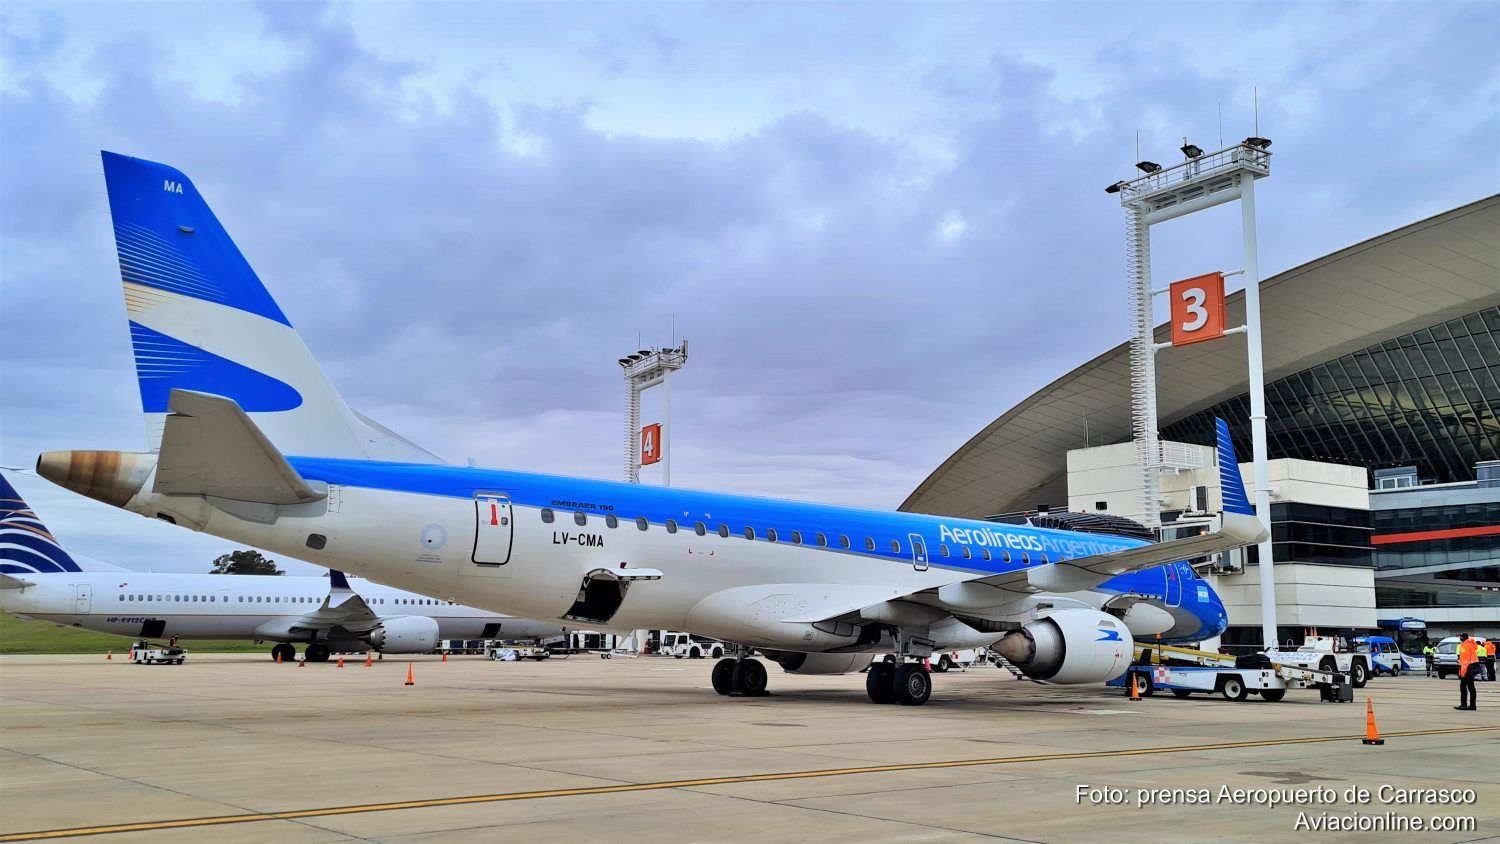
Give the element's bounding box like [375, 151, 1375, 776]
[74, 583, 92, 614]
[471, 493, 514, 568]
[1163, 563, 1183, 607]
[909, 534, 929, 572]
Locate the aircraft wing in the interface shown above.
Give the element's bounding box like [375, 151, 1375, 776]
[287, 570, 382, 634]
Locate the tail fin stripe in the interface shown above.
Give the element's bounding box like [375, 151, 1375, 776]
[127, 322, 303, 413]
[114, 222, 226, 302]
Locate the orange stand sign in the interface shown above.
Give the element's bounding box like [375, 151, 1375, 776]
[1169, 272, 1227, 346]
[640, 423, 662, 466]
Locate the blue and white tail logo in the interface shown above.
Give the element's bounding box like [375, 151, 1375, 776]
[1215, 418, 1255, 516]
[0, 474, 82, 574]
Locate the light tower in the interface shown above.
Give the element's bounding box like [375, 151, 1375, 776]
[1107, 136, 1277, 647]
[618, 341, 688, 485]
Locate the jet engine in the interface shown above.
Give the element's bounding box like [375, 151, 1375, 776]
[366, 616, 441, 654]
[766, 651, 870, 675]
[993, 609, 1133, 684]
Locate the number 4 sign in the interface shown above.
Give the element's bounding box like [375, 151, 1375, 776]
[1169, 272, 1227, 347]
[640, 423, 662, 466]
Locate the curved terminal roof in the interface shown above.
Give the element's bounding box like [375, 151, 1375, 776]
[902, 195, 1500, 519]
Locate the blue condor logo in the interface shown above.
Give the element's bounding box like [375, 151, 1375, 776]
[1097, 622, 1123, 642]
[936, 523, 1118, 558]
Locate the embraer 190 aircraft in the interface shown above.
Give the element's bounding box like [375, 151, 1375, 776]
[0, 474, 566, 661]
[38, 152, 1265, 705]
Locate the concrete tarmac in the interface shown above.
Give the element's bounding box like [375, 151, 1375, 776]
[0, 653, 1496, 843]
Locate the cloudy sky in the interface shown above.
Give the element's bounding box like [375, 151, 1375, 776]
[1, 1, 1496, 574]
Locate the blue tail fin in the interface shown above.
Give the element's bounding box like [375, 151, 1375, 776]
[100, 152, 439, 463]
[1215, 418, 1254, 516]
[0, 473, 82, 574]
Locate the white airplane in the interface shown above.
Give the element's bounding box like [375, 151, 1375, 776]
[38, 152, 1266, 705]
[0, 475, 566, 661]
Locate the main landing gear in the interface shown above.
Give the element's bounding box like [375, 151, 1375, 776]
[866, 661, 932, 706]
[712, 658, 769, 697]
[271, 643, 296, 663]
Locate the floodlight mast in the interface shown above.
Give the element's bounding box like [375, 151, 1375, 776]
[619, 342, 689, 485]
[1109, 138, 1278, 649]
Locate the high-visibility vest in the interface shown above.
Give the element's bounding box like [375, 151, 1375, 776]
[1486, 641, 1496, 658]
[1458, 639, 1479, 672]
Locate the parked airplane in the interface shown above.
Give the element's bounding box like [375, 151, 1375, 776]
[38, 152, 1265, 705]
[0, 475, 566, 661]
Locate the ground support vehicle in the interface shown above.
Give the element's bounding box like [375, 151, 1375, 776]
[658, 631, 726, 660]
[1108, 644, 1351, 703]
[131, 643, 187, 665]
[1350, 635, 1413, 676]
[486, 644, 550, 661]
[1264, 636, 1371, 688]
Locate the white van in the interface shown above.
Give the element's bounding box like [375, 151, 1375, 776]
[1433, 636, 1489, 680]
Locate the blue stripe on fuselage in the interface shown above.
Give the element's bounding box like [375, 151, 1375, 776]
[285, 457, 1225, 641]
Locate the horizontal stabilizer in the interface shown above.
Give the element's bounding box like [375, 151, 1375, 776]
[0, 572, 36, 589]
[155, 390, 324, 505]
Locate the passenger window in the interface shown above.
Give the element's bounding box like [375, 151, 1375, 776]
[666, 519, 678, 533]
[939, 544, 950, 557]
[961, 546, 972, 559]
[605, 514, 618, 528]
[636, 517, 649, 531]
[1021, 552, 1031, 565]
[767, 528, 778, 542]
[815, 532, 827, 547]
[791, 531, 803, 544]
[119, 594, 125, 601]
[717, 524, 729, 538]
[574, 511, 588, 526]
[981, 548, 991, 561]
[890, 539, 901, 553]
[695, 522, 707, 536]
[864, 537, 876, 551]
[541, 508, 555, 523]
[1002, 550, 1012, 563]
[840, 535, 851, 549]
[744, 526, 756, 540]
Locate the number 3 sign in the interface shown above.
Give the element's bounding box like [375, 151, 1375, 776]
[1169, 272, 1226, 347]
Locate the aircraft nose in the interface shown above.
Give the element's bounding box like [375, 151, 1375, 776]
[36, 450, 156, 507]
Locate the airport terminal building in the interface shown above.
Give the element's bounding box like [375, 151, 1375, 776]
[903, 195, 1500, 644]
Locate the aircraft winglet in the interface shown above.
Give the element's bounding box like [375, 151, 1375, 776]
[1215, 417, 1254, 516]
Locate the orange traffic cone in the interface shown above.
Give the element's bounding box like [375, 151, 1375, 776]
[1362, 697, 1384, 745]
[299, 657, 306, 668]
[276, 651, 283, 665]
[106, 651, 112, 660]
[404, 664, 414, 686]
[365, 651, 373, 667]
[1129, 671, 1142, 701]
[441, 651, 448, 663]
[337, 657, 344, 668]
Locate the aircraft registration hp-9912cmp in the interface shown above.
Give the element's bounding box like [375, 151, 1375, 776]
[0, 474, 567, 661]
[38, 152, 1266, 706]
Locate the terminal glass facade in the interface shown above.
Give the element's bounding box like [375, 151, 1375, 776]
[1163, 307, 1500, 486]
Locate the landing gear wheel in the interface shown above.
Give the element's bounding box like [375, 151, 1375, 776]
[732, 659, 769, 696]
[271, 644, 296, 663]
[932, 656, 951, 673]
[711, 658, 736, 696]
[1221, 677, 1248, 701]
[305, 643, 330, 663]
[1260, 689, 1286, 702]
[866, 662, 897, 704]
[1350, 661, 1368, 689]
[893, 663, 932, 706]
[1171, 688, 1192, 698]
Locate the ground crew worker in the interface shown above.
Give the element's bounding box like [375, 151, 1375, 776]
[1484, 638, 1497, 682]
[1422, 643, 1435, 676]
[1455, 633, 1479, 710]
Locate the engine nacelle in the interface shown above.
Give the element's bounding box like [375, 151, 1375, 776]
[366, 616, 440, 654]
[766, 651, 870, 675]
[993, 609, 1132, 684]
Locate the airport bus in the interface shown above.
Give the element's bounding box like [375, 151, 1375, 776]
[1376, 617, 1429, 660]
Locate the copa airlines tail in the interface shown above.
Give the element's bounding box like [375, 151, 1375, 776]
[0, 473, 566, 654]
[101, 151, 439, 463]
[41, 154, 1269, 705]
